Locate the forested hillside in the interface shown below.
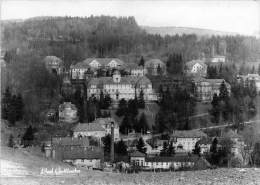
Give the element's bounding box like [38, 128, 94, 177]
[2, 16, 260, 69]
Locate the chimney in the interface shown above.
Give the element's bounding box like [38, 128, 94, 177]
[110, 121, 115, 163]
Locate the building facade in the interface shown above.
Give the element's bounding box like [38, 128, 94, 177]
[58, 102, 78, 123]
[144, 59, 167, 76]
[70, 58, 125, 79]
[185, 60, 207, 77]
[44, 56, 64, 75]
[73, 117, 120, 141]
[171, 130, 208, 153]
[237, 74, 260, 92]
[87, 71, 157, 101]
[193, 77, 231, 102]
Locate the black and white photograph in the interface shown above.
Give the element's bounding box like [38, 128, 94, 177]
[1, 0, 260, 184]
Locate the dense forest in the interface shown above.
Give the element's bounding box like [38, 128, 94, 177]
[2, 16, 260, 69]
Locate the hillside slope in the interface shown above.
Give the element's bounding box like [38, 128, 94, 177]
[142, 26, 240, 37]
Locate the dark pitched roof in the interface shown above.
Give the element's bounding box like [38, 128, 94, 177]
[73, 123, 106, 132]
[56, 146, 104, 160]
[185, 59, 207, 70]
[129, 151, 146, 157]
[146, 155, 199, 162]
[145, 59, 165, 67]
[52, 137, 89, 147]
[59, 102, 77, 111]
[172, 130, 207, 138]
[87, 75, 152, 88]
[44, 56, 63, 65]
[92, 117, 118, 127]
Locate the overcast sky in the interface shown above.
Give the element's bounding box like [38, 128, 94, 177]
[1, 1, 260, 36]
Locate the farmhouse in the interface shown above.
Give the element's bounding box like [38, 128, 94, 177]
[185, 59, 207, 77]
[192, 77, 231, 102]
[70, 58, 125, 79]
[58, 102, 78, 123]
[43, 56, 64, 75]
[73, 117, 120, 141]
[144, 59, 166, 76]
[171, 130, 207, 153]
[126, 63, 147, 76]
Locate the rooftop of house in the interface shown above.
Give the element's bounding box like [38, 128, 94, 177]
[129, 150, 146, 157]
[185, 59, 207, 70]
[87, 75, 152, 87]
[52, 137, 90, 147]
[172, 130, 207, 138]
[145, 155, 199, 163]
[44, 56, 63, 65]
[59, 102, 77, 111]
[56, 146, 104, 160]
[145, 59, 165, 67]
[126, 63, 144, 70]
[71, 58, 125, 69]
[73, 123, 106, 133]
[197, 137, 212, 145]
[92, 117, 118, 127]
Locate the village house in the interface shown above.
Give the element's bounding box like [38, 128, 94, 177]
[237, 74, 260, 92]
[87, 70, 157, 101]
[70, 58, 125, 79]
[129, 151, 205, 170]
[46, 137, 103, 169]
[43, 56, 65, 75]
[171, 130, 208, 153]
[73, 122, 106, 139]
[192, 77, 231, 102]
[197, 137, 212, 154]
[185, 59, 207, 77]
[58, 102, 78, 123]
[210, 55, 226, 63]
[144, 59, 167, 76]
[126, 63, 147, 76]
[73, 117, 120, 141]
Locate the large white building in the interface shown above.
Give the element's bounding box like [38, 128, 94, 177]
[73, 117, 120, 141]
[185, 59, 207, 77]
[237, 74, 260, 92]
[171, 130, 207, 152]
[70, 58, 125, 79]
[87, 71, 157, 101]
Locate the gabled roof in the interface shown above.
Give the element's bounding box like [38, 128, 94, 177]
[185, 59, 207, 70]
[57, 146, 104, 160]
[145, 59, 165, 67]
[44, 56, 63, 65]
[146, 155, 199, 162]
[172, 130, 207, 138]
[87, 75, 152, 88]
[129, 150, 146, 157]
[73, 123, 106, 132]
[127, 63, 144, 70]
[52, 137, 89, 147]
[59, 102, 77, 111]
[82, 58, 125, 66]
[92, 117, 118, 127]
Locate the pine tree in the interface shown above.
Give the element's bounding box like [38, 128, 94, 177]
[115, 139, 127, 155]
[1, 87, 12, 120]
[120, 113, 132, 134]
[138, 90, 145, 109]
[99, 90, 105, 108]
[139, 56, 145, 66]
[219, 81, 229, 101]
[137, 113, 149, 134]
[136, 137, 146, 154]
[15, 93, 24, 121]
[160, 142, 168, 156]
[22, 125, 34, 147]
[8, 134, 15, 148]
[8, 95, 17, 125]
[210, 138, 218, 153]
[167, 141, 175, 156]
[193, 141, 201, 155]
[116, 98, 127, 117]
[102, 134, 111, 154]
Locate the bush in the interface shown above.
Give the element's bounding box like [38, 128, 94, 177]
[230, 157, 242, 168]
